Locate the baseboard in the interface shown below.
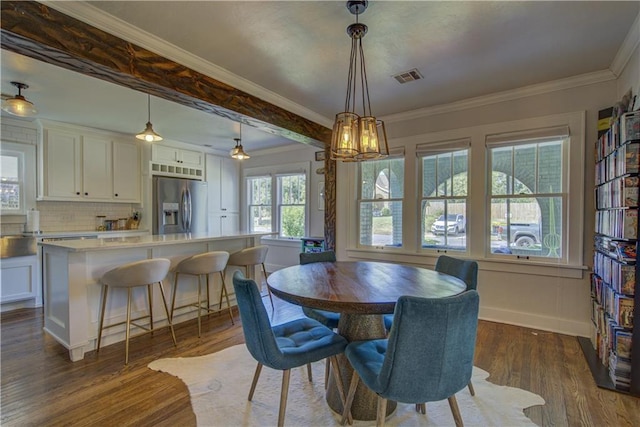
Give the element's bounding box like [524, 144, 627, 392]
[480, 306, 590, 337]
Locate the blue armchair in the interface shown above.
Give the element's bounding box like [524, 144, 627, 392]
[341, 291, 480, 427]
[299, 251, 340, 329]
[232, 271, 349, 427]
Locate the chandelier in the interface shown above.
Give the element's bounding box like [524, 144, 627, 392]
[330, 0, 388, 162]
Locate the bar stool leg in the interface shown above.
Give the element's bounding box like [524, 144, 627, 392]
[261, 262, 274, 309]
[219, 271, 234, 324]
[197, 274, 203, 338]
[205, 273, 211, 311]
[170, 272, 179, 322]
[147, 284, 154, 336]
[157, 280, 177, 347]
[96, 285, 109, 352]
[125, 288, 132, 365]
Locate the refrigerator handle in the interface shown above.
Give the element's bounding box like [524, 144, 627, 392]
[180, 189, 188, 231]
[185, 188, 193, 231]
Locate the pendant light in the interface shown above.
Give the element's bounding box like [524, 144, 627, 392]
[330, 0, 389, 162]
[2, 81, 37, 117]
[230, 123, 250, 160]
[135, 93, 163, 142]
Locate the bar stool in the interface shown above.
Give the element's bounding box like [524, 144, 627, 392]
[170, 251, 234, 337]
[226, 246, 272, 307]
[96, 258, 177, 365]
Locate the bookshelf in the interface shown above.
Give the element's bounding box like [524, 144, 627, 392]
[581, 110, 640, 396]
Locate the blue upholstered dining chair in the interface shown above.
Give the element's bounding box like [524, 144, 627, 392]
[384, 255, 479, 329]
[232, 271, 349, 427]
[341, 290, 480, 427]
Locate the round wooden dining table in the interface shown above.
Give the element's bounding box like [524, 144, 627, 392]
[267, 260, 467, 421]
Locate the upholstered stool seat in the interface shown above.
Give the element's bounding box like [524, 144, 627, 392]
[96, 258, 177, 365]
[170, 251, 234, 337]
[227, 245, 272, 307]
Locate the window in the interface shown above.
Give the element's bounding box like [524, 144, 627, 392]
[247, 176, 272, 233]
[0, 142, 34, 216]
[358, 156, 404, 247]
[486, 126, 568, 259]
[277, 174, 306, 238]
[419, 141, 469, 252]
[246, 171, 307, 238]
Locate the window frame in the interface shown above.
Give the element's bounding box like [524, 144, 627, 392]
[276, 172, 307, 238]
[417, 139, 471, 254]
[0, 141, 36, 217]
[246, 175, 272, 234]
[243, 162, 310, 239]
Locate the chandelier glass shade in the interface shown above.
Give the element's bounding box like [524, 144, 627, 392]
[330, 1, 388, 162]
[2, 82, 37, 117]
[230, 124, 250, 159]
[135, 94, 163, 142]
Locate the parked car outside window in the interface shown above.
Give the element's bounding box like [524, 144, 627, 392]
[431, 214, 465, 235]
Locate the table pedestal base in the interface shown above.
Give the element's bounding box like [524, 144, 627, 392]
[326, 313, 396, 421]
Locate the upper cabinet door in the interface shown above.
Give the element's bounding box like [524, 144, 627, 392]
[220, 157, 239, 212]
[112, 140, 140, 202]
[42, 128, 82, 199]
[82, 135, 112, 200]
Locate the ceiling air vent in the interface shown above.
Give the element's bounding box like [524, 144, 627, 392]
[393, 68, 423, 84]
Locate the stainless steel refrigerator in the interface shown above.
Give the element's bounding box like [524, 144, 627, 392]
[153, 176, 208, 234]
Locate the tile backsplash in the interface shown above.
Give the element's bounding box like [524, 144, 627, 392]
[36, 201, 140, 232]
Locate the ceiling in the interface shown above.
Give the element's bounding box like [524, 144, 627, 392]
[2, 1, 639, 154]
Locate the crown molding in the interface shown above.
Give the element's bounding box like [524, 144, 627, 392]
[41, 1, 333, 128]
[610, 12, 640, 77]
[383, 70, 616, 124]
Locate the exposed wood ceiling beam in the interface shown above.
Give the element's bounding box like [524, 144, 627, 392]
[0, 1, 332, 147]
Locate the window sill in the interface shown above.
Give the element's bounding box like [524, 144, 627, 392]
[345, 247, 588, 279]
[260, 236, 301, 248]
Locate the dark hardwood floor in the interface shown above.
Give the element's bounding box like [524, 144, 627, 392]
[1, 297, 638, 426]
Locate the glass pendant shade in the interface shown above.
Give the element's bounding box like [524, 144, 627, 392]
[331, 112, 360, 159]
[356, 117, 389, 160]
[136, 122, 163, 142]
[2, 82, 37, 117]
[230, 137, 250, 159]
[135, 94, 162, 142]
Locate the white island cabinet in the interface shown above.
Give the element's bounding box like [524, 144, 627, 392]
[41, 232, 272, 361]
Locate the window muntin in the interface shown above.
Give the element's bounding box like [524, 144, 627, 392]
[488, 140, 564, 258]
[358, 157, 404, 247]
[420, 149, 468, 251]
[277, 174, 306, 238]
[247, 176, 272, 233]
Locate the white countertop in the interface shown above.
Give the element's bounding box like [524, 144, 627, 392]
[39, 232, 275, 252]
[24, 230, 150, 239]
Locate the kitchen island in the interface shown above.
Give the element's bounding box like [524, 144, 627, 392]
[41, 232, 274, 361]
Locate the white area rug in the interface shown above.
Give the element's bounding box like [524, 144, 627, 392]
[149, 345, 545, 427]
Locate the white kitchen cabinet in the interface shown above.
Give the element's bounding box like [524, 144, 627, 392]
[206, 154, 239, 213]
[208, 213, 239, 236]
[41, 128, 82, 199]
[0, 255, 37, 304]
[82, 135, 112, 200]
[112, 140, 141, 202]
[38, 121, 141, 203]
[152, 144, 203, 168]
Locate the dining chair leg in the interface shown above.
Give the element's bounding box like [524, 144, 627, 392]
[324, 359, 330, 390]
[96, 285, 108, 352]
[330, 356, 352, 425]
[376, 395, 388, 427]
[306, 363, 313, 382]
[277, 369, 291, 427]
[125, 288, 132, 365]
[248, 363, 263, 401]
[467, 380, 475, 396]
[340, 370, 360, 425]
[157, 281, 177, 347]
[219, 272, 234, 324]
[415, 403, 426, 414]
[447, 395, 464, 427]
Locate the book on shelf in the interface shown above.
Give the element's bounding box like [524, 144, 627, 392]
[615, 329, 633, 359]
[621, 111, 640, 144]
[616, 295, 634, 329]
[611, 240, 637, 263]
